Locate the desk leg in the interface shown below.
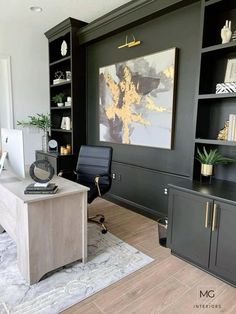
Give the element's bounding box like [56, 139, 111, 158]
[82, 192, 87, 264]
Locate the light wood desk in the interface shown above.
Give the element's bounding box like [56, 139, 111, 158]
[0, 169, 89, 284]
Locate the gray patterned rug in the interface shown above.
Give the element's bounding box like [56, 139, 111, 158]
[0, 224, 153, 314]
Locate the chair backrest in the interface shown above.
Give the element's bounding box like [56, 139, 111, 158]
[76, 145, 113, 186]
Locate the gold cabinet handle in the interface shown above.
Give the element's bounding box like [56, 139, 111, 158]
[205, 202, 210, 228]
[212, 204, 217, 231]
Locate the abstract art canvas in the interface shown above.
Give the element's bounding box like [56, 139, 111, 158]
[99, 48, 177, 149]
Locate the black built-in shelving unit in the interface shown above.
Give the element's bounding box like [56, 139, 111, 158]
[39, 18, 87, 173]
[194, 0, 236, 182]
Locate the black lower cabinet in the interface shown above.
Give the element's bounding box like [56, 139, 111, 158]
[168, 190, 212, 269]
[168, 185, 236, 287]
[209, 201, 236, 286]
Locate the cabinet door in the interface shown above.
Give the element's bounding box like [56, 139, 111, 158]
[168, 189, 212, 268]
[209, 201, 236, 285]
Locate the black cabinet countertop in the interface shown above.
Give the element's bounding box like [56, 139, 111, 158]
[169, 179, 236, 205]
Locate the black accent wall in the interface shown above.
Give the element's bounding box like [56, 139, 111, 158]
[86, 2, 201, 219]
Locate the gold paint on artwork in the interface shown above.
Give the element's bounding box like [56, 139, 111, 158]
[163, 66, 174, 80]
[103, 65, 171, 144]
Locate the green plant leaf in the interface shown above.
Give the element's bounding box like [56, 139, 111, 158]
[195, 146, 236, 165]
[17, 113, 51, 132]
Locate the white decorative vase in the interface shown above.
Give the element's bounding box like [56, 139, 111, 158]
[42, 131, 49, 152]
[201, 164, 213, 176]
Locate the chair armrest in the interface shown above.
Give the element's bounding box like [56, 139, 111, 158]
[94, 173, 111, 197]
[58, 169, 77, 181]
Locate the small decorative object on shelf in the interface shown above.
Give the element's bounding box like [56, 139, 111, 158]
[221, 20, 232, 44]
[61, 117, 71, 130]
[61, 40, 68, 56]
[60, 145, 69, 155]
[66, 71, 71, 81]
[232, 30, 236, 41]
[17, 113, 51, 152]
[66, 144, 71, 154]
[52, 93, 65, 107]
[196, 146, 235, 184]
[217, 120, 229, 140]
[216, 58, 236, 94]
[65, 96, 72, 107]
[53, 71, 66, 85]
[227, 114, 236, 141]
[216, 82, 236, 94]
[224, 58, 236, 83]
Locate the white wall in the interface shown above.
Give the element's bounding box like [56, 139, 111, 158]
[0, 21, 49, 163]
[0, 57, 13, 129]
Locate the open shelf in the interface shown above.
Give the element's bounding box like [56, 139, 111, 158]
[195, 138, 236, 146]
[205, 0, 223, 7]
[51, 128, 72, 133]
[50, 81, 71, 88]
[51, 106, 71, 110]
[201, 41, 236, 54]
[198, 93, 236, 99]
[202, 0, 236, 48]
[50, 56, 71, 66]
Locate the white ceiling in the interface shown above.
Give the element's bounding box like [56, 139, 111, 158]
[0, 0, 132, 32]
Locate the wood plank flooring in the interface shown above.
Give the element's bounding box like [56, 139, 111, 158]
[62, 198, 236, 314]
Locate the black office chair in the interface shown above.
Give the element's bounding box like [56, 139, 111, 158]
[59, 145, 113, 233]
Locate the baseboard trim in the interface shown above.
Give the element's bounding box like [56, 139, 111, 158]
[104, 193, 165, 220]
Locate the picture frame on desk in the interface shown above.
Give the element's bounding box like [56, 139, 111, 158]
[224, 58, 236, 83]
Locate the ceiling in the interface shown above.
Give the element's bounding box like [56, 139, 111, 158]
[0, 0, 132, 32]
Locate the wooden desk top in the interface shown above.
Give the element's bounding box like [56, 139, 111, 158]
[0, 168, 89, 204]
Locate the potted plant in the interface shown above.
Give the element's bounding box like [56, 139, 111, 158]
[196, 146, 235, 176]
[17, 113, 51, 152]
[52, 93, 65, 107]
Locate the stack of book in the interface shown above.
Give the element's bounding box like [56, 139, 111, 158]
[24, 183, 58, 194]
[227, 114, 236, 141]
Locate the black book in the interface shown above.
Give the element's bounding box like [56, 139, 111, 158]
[25, 183, 57, 191]
[24, 187, 58, 195]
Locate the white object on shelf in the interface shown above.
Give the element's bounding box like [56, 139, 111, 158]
[221, 20, 232, 44]
[53, 79, 66, 85]
[61, 40, 68, 56]
[216, 82, 236, 93]
[61, 117, 71, 130]
[65, 117, 71, 130]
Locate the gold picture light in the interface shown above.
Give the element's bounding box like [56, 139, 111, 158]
[118, 35, 141, 49]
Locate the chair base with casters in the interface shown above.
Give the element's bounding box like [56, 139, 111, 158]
[88, 214, 107, 234]
[58, 145, 113, 234]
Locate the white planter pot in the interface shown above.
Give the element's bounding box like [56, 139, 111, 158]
[201, 164, 213, 176]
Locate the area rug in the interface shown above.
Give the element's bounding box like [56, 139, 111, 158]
[0, 224, 153, 314]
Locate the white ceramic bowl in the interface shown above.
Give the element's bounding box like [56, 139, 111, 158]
[57, 103, 64, 107]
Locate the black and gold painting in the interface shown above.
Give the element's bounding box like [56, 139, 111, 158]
[99, 48, 177, 149]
